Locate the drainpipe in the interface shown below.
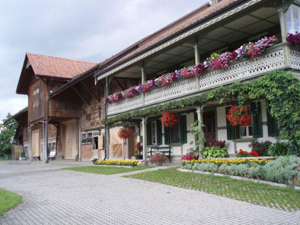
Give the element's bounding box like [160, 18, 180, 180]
[99, 80, 107, 160]
[45, 77, 53, 163]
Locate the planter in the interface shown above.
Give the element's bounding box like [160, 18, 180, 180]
[154, 161, 163, 166]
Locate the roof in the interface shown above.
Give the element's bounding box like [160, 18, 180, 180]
[26, 53, 98, 79]
[95, 0, 243, 79]
[16, 53, 98, 94]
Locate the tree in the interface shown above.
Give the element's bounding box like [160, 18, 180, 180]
[0, 113, 18, 157]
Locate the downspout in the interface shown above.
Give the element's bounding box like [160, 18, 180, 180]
[100, 81, 107, 160]
[45, 77, 53, 163]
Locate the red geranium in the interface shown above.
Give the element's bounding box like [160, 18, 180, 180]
[161, 112, 178, 127]
[117, 127, 131, 139]
[226, 105, 252, 127]
[249, 150, 259, 157]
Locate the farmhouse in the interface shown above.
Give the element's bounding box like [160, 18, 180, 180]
[13, 0, 300, 162]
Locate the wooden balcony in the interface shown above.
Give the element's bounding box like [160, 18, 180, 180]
[107, 43, 300, 116]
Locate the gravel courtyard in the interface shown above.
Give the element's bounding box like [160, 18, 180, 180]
[0, 160, 299, 225]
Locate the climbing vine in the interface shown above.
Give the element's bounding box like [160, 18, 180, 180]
[102, 70, 300, 155]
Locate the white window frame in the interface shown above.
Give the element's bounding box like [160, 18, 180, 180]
[286, 4, 300, 34]
[151, 121, 157, 145]
[239, 106, 253, 138]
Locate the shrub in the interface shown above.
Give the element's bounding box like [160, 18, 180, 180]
[182, 148, 199, 160]
[249, 140, 272, 156]
[218, 163, 228, 174]
[201, 146, 229, 159]
[227, 164, 239, 176]
[236, 164, 249, 176]
[263, 156, 300, 184]
[212, 140, 226, 148]
[268, 142, 289, 156]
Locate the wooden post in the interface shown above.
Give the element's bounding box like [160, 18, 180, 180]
[194, 37, 200, 90]
[28, 125, 32, 161]
[196, 106, 204, 149]
[141, 117, 148, 165]
[141, 64, 145, 105]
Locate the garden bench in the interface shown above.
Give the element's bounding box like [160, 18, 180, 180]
[148, 146, 172, 163]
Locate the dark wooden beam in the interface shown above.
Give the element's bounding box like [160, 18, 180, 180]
[72, 86, 90, 106]
[114, 79, 125, 90]
[81, 81, 100, 102]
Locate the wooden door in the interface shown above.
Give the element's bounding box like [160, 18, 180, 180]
[63, 120, 77, 159]
[203, 111, 216, 147]
[110, 127, 122, 158]
[32, 129, 40, 157]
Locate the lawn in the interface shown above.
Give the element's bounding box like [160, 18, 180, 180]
[64, 165, 151, 175]
[0, 158, 9, 161]
[0, 189, 22, 216]
[125, 167, 300, 211]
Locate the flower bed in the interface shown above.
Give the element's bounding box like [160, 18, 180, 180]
[94, 160, 138, 166]
[181, 156, 300, 186]
[103, 35, 277, 104]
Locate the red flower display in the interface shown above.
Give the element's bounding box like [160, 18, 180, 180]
[160, 112, 178, 127]
[249, 150, 259, 157]
[117, 127, 131, 139]
[226, 105, 252, 127]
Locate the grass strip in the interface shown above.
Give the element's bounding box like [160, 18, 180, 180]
[0, 189, 22, 216]
[125, 167, 300, 211]
[64, 165, 151, 175]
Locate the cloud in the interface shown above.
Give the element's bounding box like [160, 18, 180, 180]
[0, 0, 208, 120]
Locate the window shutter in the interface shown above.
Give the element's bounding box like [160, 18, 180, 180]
[252, 102, 263, 138]
[180, 115, 187, 144]
[267, 109, 279, 137]
[226, 107, 236, 140]
[147, 122, 151, 146]
[157, 120, 162, 145]
[164, 126, 170, 145]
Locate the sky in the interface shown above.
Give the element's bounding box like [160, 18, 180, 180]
[0, 0, 209, 121]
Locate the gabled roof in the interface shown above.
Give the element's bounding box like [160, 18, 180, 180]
[16, 53, 98, 94]
[26, 53, 98, 79]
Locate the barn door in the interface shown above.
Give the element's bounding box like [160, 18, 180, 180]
[32, 129, 40, 158]
[109, 127, 122, 158]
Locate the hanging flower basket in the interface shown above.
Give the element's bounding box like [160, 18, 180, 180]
[117, 127, 131, 139]
[226, 105, 252, 127]
[160, 112, 178, 127]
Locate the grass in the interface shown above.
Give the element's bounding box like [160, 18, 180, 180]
[64, 165, 151, 175]
[0, 189, 22, 216]
[0, 158, 9, 161]
[125, 167, 300, 211]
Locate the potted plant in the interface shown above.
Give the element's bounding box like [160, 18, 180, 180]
[135, 142, 143, 159]
[160, 112, 178, 127]
[148, 152, 168, 166]
[226, 105, 252, 127]
[117, 127, 131, 139]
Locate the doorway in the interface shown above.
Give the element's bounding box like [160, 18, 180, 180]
[203, 111, 216, 147]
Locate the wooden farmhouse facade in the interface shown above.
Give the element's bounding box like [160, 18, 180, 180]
[13, 0, 300, 163]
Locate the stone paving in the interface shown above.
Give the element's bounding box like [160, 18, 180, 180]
[0, 160, 300, 225]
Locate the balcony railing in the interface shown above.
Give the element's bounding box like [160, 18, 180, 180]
[107, 43, 300, 116]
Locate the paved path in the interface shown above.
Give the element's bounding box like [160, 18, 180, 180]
[0, 160, 300, 225]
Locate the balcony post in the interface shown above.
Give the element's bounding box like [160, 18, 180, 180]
[141, 63, 146, 105]
[194, 37, 200, 90]
[278, 6, 288, 43]
[195, 106, 204, 150]
[105, 77, 110, 159]
[28, 125, 32, 161]
[141, 117, 148, 165]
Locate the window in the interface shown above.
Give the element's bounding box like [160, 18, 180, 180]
[151, 121, 157, 145]
[170, 122, 180, 143]
[286, 4, 300, 34]
[239, 106, 253, 138]
[226, 102, 262, 140]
